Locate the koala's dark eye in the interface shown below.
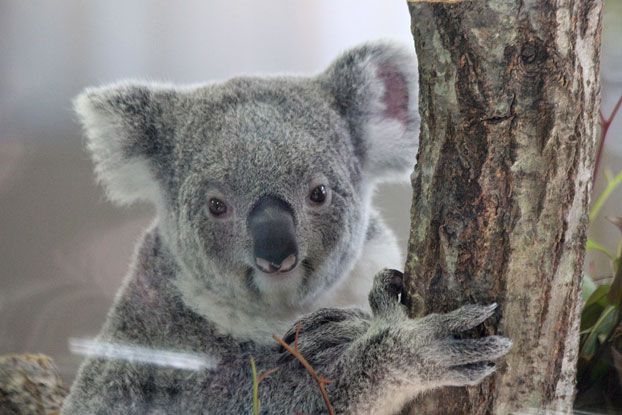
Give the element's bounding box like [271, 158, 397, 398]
[208, 198, 228, 217]
[309, 185, 327, 205]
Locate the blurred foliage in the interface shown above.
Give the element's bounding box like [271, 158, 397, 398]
[576, 171, 622, 412]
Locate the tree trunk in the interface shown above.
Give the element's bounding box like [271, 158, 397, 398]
[403, 1, 602, 413]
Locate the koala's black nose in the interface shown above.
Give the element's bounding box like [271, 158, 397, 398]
[248, 196, 298, 274]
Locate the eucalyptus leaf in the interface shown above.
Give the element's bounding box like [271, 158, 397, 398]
[607, 258, 622, 306]
[585, 284, 612, 308]
[589, 169, 622, 222]
[582, 274, 598, 301]
[581, 305, 619, 359]
[588, 355, 612, 385]
[581, 302, 605, 330]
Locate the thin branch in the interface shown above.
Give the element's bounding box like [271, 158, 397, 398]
[605, 95, 622, 125]
[594, 95, 622, 184]
[273, 334, 335, 415]
[256, 367, 279, 384]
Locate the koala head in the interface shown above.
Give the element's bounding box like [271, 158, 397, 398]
[74, 42, 419, 315]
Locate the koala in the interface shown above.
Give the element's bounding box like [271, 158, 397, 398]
[62, 42, 511, 414]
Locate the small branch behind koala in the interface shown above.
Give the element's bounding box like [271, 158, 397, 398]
[273, 324, 335, 415]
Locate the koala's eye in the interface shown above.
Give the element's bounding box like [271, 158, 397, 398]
[208, 198, 228, 217]
[309, 185, 327, 205]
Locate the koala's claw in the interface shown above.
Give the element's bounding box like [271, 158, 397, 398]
[369, 268, 405, 316]
[411, 308, 511, 388]
[444, 361, 498, 386]
[427, 335, 512, 367]
[421, 303, 499, 338]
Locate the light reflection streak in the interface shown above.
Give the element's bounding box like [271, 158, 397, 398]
[69, 338, 219, 371]
[513, 410, 604, 415]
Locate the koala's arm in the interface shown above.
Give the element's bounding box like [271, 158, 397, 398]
[63, 270, 510, 415]
[61, 276, 327, 414]
[62, 335, 333, 414]
[63, 349, 308, 414]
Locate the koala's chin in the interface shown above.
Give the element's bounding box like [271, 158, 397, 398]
[252, 266, 307, 306]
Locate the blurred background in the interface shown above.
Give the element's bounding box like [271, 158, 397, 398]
[0, 0, 620, 388]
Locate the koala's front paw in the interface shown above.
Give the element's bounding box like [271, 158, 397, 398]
[367, 269, 512, 389]
[278, 308, 370, 366]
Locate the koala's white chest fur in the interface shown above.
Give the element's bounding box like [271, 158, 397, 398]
[316, 222, 403, 310]
[174, 218, 403, 343]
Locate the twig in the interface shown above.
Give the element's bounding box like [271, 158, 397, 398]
[294, 322, 300, 352]
[257, 367, 279, 384]
[594, 95, 622, 184]
[273, 332, 335, 415]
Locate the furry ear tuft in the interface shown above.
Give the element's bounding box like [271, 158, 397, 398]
[322, 41, 420, 182]
[74, 82, 177, 205]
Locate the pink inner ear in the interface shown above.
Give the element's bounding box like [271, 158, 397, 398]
[377, 65, 409, 124]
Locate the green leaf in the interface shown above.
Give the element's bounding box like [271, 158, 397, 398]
[607, 258, 622, 306]
[581, 302, 605, 331]
[587, 355, 612, 385]
[589, 169, 622, 222]
[581, 283, 613, 332]
[585, 284, 611, 308]
[580, 305, 619, 359]
[586, 239, 614, 260]
[582, 274, 598, 302]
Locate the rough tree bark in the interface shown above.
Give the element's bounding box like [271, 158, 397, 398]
[403, 1, 602, 413]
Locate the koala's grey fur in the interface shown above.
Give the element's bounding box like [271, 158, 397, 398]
[62, 42, 511, 414]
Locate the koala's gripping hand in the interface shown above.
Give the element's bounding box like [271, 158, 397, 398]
[366, 270, 510, 384]
[282, 269, 511, 414]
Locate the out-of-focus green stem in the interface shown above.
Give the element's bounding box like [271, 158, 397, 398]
[589, 170, 622, 222]
[250, 357, 260, 415]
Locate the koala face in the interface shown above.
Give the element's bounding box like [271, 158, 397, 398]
[74, 42, 419, 313]
[169, 80, 368, 308]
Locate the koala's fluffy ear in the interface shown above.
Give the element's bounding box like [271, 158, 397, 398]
[322, 42, 420, 182]
[74, 82, 178, 205]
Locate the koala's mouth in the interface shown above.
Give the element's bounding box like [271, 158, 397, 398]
[244, 259, 315, 295]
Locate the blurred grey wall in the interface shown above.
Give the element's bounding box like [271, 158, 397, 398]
[0, 0, 620, 384]
[0, 0, 414, 382]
